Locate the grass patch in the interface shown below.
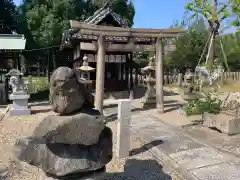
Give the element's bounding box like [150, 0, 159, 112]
[29, 89, 49, 102]
[165, 83, 179, 88]
[24, 76, 49, 95]
[218, 80, 240, 92]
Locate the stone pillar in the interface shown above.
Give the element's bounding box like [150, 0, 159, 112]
[129, 53, 134, 99]
[177, 73, 183, 87]
[95, 35, 105, 114]
[125, 54, 129, 87]
[116, 99, 131, 158]
[155, 38, 164, 113]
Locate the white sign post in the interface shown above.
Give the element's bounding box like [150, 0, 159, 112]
[116, 99, 131, 158]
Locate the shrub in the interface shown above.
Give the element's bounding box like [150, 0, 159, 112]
[183, 92, 221, 116]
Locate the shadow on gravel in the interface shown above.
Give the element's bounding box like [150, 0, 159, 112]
[106, 159, 172, 180]
[45, 159, 172, 180]
[31, 108, 52, 115]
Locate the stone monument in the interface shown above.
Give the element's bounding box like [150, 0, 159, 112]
[14, 67, 112, 179]
[6, 69, 30, 116]
[139, 56, 156, 108]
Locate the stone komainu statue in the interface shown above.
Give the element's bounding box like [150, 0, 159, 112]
[49, 67, 94, 115]
[14, 67, 113, 178]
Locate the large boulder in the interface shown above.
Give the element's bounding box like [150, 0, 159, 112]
[14, 66, 112, 178]
[15, 127, 113, 177]
[32, 109, 105, 145]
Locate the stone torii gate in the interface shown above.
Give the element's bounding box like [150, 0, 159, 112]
[70, 20, 185, 114]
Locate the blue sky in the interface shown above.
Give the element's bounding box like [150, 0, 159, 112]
[13, 0, 189, 28]
[132, 0, 189, 28]
[13, 0, 236, 32]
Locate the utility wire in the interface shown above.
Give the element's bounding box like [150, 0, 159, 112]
[23, 44, 62, 52]
[0, 44, 62, 53]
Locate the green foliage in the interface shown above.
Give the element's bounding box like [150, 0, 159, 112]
[15, 0, 135, 67]
[26, 76, 49, 94]
[185, 0, 232, 22]
[183, 93, 221, 116]
[133, 52, 154, 68]
[0, 0, 18, 33]
[18, 0, 135, 48]
[165, 18, 208, 71]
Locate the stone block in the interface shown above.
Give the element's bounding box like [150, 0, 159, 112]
[191, 161, 240, 180]
[9, 94, 30, 116]
[156, 134, 204, 154]
[203, 112, 240, 135]
[169, 147, 227, 170]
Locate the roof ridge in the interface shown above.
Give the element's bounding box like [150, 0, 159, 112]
[84, 5, 111, 23]
[87, 7, 112, 24]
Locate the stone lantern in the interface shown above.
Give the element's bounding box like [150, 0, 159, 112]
[77, 55, 95, 91]
[139, 56, 156, 107]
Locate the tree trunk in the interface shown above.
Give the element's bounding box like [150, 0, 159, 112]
[207, 0, 219, 70]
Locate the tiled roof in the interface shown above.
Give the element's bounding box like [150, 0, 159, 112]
[84, 6, 128, 27]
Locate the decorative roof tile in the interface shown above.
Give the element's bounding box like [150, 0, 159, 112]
[84, 7, 128, 27]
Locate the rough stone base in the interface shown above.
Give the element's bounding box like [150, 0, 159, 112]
[44, 167, 106, 180]
[203, 112, 240, 135]
[181, 93, 197, 101]
[134, 97, 156, 109]
[9, 108, 31, 116]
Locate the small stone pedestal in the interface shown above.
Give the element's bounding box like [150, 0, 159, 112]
[9, 94, 30, 116]
[139, 80, 156, 108]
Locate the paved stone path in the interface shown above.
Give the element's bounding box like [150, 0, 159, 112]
[103, 105, 240, 180]
[131, 112, 240, 180]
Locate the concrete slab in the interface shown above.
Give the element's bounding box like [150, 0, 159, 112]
[191, 161, 240, 180]
[169, 147, 229, 170]
[131, 116, 169, 130]
[157, 134, 204, 154]
[131, 116, 178, 141]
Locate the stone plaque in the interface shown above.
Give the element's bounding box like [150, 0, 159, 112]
[105, 55, 108, 62]
[109, 55, 115, 63]
[121, 55, 126, 62]
[116, 55, 121, 63]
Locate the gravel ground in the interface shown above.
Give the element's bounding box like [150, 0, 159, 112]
[0, 105, 184, 180]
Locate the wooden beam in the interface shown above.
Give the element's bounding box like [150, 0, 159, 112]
[70, 20, 185, 38]
[79, 42, 175, 52]
[80, 42, 155, 52]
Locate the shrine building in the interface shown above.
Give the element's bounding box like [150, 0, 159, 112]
[61, 5, 184, 114]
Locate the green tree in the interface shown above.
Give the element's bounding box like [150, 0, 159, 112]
[18, 0, 135, 48]
[185, 0, 233, 68]
[166, 18, 209, 72]
[17, 0, 135, 69]
[0, 0, 18, 34]
[218, 32, 240, 70]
